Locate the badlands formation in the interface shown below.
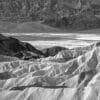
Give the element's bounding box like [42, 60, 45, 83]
[0, 34, 100, 100]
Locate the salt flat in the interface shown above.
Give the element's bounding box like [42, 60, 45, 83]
[2, 33, 100, 49]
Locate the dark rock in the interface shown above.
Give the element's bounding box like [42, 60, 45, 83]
[25, 43, 44, 55]
[8, 37, 26, 52]
[0, 34, 44, 60]
[78, 70, 96, 86]
[42, 46, 67, 57]
[14, 51, 24, 59]
[0, 71, 15, 80]
[96, 41, 100, 46]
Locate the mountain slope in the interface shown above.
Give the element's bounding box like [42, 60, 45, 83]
[0, 0, 100, 31]
[0, 34, 44, 59]
[0, 34, 100, 100]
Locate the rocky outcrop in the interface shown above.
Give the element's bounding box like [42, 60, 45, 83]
[0, 34, 70, 60]
[41, 46, 67, 57]
[0, 41, 100, 100]
[0, 34, 44, 59]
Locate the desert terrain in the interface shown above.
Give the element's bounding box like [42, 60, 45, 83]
[0, 29, 100, 100]
[0, 0, 100, 100]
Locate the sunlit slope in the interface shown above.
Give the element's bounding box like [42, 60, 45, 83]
[0, 41, 100, 100]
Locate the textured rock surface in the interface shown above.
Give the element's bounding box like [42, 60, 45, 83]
[0, 34, 44, 59]
[0, 34, 100, 100]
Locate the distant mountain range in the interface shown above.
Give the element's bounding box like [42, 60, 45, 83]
[0, 0, 100, 30]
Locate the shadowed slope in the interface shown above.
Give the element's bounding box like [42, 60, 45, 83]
[0, 34, 44, 59]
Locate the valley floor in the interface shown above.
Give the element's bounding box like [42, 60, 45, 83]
[2, 32, 100, 49]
